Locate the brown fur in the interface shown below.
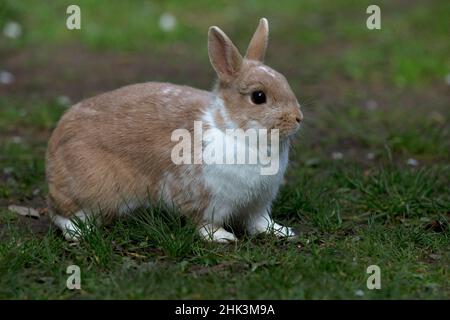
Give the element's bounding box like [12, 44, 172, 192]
[46, 18, 303, 238]
[46, 83, 212, 221]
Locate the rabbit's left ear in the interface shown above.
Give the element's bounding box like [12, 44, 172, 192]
[245, 18, 269, 62]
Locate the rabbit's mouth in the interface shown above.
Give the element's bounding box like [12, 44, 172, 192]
[269, 120, 301, 139]
[286, 124, 301, 138]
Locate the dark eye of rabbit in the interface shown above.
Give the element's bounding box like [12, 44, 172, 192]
[251, 91, 266, 104]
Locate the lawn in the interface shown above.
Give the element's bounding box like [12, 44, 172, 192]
[0, 0, 449, 299]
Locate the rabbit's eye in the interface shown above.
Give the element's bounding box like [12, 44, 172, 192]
[251, 91, 266, 105]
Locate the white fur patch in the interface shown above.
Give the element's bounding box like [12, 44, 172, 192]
[256, 65, 277, 78]
[159, 171, 175, 202]
[205, 97, 237, 129]
[117, 199, 142, 215]
[200, 98, 289, 224]
[247, 211, 296, 237]
[161, 87, 172, 95]
[51, 210, 88, 241]
[198, 223, 237, 242]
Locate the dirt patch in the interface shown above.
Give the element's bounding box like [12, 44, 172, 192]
[0, 44, 213, 102]
[15, 214, 51, 235]
[2, 43, 449, 109]
[0, 207, 51, 238]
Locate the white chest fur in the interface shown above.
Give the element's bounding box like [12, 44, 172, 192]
[200, 109, 289, 223]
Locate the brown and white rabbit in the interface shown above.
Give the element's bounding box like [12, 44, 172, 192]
[46, 18, 303, 242]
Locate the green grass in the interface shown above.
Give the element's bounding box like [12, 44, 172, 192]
[0, 0, 449, 299]
[1, 137, 448, 298]
[0, 97, 66, 130]
[1, 169, 448, 299]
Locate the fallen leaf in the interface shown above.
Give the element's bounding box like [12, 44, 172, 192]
[126, 252, 147, 259]
[38, 207, 48, 216]
[425, 220, 447, 233]
[251, 261, 280, 272]
[8, 205, 40, 219]
[428, 254, 441, 261]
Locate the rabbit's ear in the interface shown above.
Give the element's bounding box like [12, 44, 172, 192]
[208, 26, 243, 82]
[245, 18, 269, 62]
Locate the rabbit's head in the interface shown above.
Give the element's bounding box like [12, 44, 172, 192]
[208, 18, 303, 138]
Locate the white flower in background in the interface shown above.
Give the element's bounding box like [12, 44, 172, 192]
[0, 70, 14, 85]
[305, 157, 321, 167]
[446, 73, 450, 86]
[331, 151, 343, 160]
[11, 136, 22, 144]
[406, 158, 419, 167]
[365, 99, 378, 111]
[3, 21, 22, 39]
[57, 95, 71, 107]
[366, 152, 375, 160]
[354, 289, 365, 297]
[428, 111, 445, 125]
[3, 167, 14, 175]
[159, 13, 177, 32]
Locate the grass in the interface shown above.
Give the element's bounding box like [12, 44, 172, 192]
[1, 0, 449, 86]
[0, 0, 449, 299]
[0, 199, 448, 299]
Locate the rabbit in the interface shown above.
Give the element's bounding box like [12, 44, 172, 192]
[46, 18, 303, 242]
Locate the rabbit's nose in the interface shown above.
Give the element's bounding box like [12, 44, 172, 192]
[296, 110, 304, 123]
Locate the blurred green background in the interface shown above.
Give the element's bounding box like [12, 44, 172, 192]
[1, 0, 449, 90]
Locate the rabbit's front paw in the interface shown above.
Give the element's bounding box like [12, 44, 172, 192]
[199, 223, 237, 243]
[248, 213, 296, 239]
[271, 223, 296, 238]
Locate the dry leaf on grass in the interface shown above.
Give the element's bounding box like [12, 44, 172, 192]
[8, 205, 40, 219]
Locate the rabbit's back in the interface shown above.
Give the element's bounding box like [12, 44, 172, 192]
[59, 82, 211, 128]
[46, 82, 212, 219]
[48, 82, 212, 157]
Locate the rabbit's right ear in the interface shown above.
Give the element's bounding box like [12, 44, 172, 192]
[208, 26, 243, 82]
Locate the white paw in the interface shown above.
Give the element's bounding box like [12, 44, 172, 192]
[51, 210, 90, 241]
[199, 224, 237, 243]
[271, 223, 296, 238]
[52, 215, 82, 241]
[247, 214, 296, 238]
